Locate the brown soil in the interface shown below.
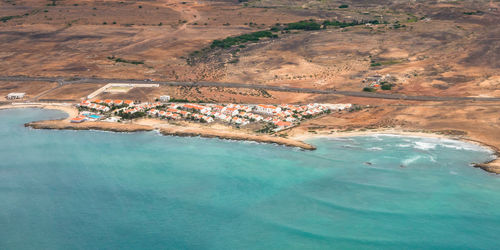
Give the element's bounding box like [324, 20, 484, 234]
[0, 81, 58, 101]
[40, 83, 105, 101]
[1, 0, 497, 97]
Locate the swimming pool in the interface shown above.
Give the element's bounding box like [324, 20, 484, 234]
[85, 114, 100, 119]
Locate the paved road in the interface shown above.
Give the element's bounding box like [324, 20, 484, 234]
[2, 75, 500, 102]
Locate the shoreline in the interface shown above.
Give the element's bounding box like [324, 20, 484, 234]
[2, 104, 498, 174]
[3, 104, 315, 150]
[292, 129, 500, 174]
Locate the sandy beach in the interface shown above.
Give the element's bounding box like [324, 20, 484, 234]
[0, 103, 78, 121]
[292, 129, 500, 174]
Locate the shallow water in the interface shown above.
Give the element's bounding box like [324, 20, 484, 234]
[1, 108, 499, 249]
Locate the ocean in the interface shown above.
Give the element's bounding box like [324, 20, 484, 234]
[1, 108, 499, 249]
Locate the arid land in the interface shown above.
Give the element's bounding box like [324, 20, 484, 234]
[1, 0, 499, 173]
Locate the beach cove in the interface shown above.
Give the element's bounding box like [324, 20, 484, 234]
[3, 103, 499, 173]
[1, 108, 500, 249]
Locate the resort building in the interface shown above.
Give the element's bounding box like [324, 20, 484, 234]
[160, 95, 171, 102]
[6, 92, 26, 100]
[71, 115, 87, 123]
[73, 99, 349, 132]
[255, 104, 281, 115]
[113, 100, 124, 106]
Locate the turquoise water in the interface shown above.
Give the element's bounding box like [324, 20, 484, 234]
[1, 108, 500, 250]
[85, 114, 100, 119]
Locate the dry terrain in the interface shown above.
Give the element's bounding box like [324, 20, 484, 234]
[1, 0, 498, 96]
[1, 0, 500, 172]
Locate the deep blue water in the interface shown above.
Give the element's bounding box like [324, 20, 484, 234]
[1, 108, 499, 250]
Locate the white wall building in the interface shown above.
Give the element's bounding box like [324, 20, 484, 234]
[7, 93, 25, 100]
[160, 95, 171, 102]
[255, 104, 281, 115]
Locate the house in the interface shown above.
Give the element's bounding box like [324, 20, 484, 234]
[148, 109, 159, 116]
[70, 115, 87, 123]
[113, 100, 124, 106]
[103, 117, 120, 122]
[211, 105, 224, 111]
[275, 121, 292, 128]
[104, 99, 113, 105]
[124, 100, 134, 106]
[203, 116, 214, 123]
[255, 104, 281, 115]
[78, 101, 91, 107]
[221, 107, 238, 116]
[159, 95, 171, 102]
[6, 93, 25, 100]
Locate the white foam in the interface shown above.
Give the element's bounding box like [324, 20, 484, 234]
[402, 155, 422, 166]
[438, 140, 488, 152]
[368, 147, 383, 151]
[414, 141, 437, 150]
[428, 155, 437, 163]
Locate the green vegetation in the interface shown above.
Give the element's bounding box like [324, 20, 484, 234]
[405, 14, 419, 23]
[370, 59, 402, 67]
[0, 13, 29, 23]
[117, 111, 146, 120]
[363, 87, 376, 92]
[381, 83, 393, 90]
[0, 16, 18, 22]
[47, 0, 57, 6]
[190, 18, 382, 65]
[338, 4, 349, 8]
[107, 56, 144, 65]
[210, 30, 276, 49]
[285, 20, 321, 31]
[257, 123, 278, 134]
[392, 22, 406, 29]
[323, 19, 379, 28]
[463, 11, 483, 15]
[169, 98, 190, 103]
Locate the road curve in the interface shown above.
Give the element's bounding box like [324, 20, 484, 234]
[1, 75, 500, 102]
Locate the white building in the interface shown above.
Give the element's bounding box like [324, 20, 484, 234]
[255, 104, 281, 115]
[160, 95, 171, 102]
[6, 92, 25, 100]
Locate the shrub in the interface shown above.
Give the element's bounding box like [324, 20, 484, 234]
[210, 30, 275, 49]
[285, 20, 321, 30]
[323, 19, 379, 28]
[339, 4, 349, 8]
[363, 87, 376, 92]
[381, 84, 393, 90]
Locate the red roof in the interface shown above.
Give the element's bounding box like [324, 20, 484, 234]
[276, 121, 291, 127]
